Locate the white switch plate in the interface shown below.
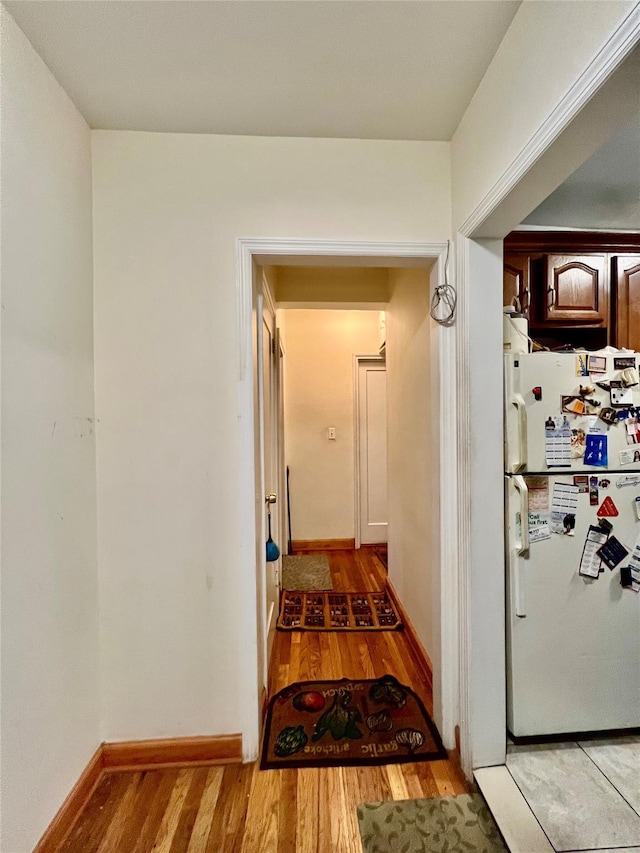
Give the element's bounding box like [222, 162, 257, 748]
[327, 427, 336, 440]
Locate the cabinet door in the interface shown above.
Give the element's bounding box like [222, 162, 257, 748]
[543, 254, 607, 324]
[503, 254, 530, 315]
[614, 254, 640, 350]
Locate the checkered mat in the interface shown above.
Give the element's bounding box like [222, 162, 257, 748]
[276, 590, 403, 631]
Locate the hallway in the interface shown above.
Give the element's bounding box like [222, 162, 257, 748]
[57, 549, 467, 852]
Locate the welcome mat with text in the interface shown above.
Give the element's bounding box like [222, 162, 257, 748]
[261, 675, 447, 770]
[276, 590, 403, 631]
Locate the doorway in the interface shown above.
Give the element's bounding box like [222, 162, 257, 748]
[237, 240, 458, 766]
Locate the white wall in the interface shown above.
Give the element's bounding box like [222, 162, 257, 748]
[452, 0, 637, 232]
[282, 308, 381, 541]
[0, 9, 99, 852]
[465, 239, 506, 767]
[386, 268, 441, 675]
[92, 132, 451, 741]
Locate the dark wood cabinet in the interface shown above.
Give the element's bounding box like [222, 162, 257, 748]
[504, 232, 640, 350]
[614, 254, 640, 350]
[543, 254, 607, 324]
[503, 253, 531, 316]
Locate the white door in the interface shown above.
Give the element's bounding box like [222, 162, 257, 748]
[257, 286, 281, 690]
[356, 358, 388, 546]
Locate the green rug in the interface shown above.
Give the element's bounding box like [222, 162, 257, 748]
[357, 793, 506, 853]
[282, 554, 333, 591]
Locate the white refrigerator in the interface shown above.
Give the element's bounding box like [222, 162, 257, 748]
[505, 350, 640, 738]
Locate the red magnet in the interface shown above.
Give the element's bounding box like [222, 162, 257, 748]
[597, 496, 619, 517]
[532, 386, 542, 401]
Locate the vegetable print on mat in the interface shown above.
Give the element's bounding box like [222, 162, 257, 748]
[261, 675, 447, 769]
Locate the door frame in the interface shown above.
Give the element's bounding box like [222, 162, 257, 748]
[236, 238, 457, 762]
[353, 354, 387, 550]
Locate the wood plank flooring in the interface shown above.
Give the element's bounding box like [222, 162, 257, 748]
[58, 549, 468, 853]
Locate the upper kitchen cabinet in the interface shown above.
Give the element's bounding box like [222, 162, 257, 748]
[614, 254, 640, 350]
[542, 253, 607, 324]
[504, 232, 640, 350]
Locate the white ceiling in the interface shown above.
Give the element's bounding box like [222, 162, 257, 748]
[522, 119, 640, 231]
[4, 0, 520, 140]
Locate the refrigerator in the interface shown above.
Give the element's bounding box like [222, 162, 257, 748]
[504, 349, 640, 738]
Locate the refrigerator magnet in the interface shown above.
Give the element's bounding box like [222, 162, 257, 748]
[579, 525, 609, 579]
[619, 448, 640, 466]
[597, 517, 613, 533]
[570, 429, 586, 459]
[545, 417, 571, 468]
[599, 407, 618, 426]
[525, 476, 549, 510]
[614, 356, 636, 370]
[584, 434, 608, 467]
[589, 476, 599, 506]
[620, 565, 640, 592]
[596, 536, 629, 570]
[528, 511, 551, 542]
[562, 395, 585, 415]
[620, 367, 639, 387]
[573, 475, 589, 493]
[625, 416, 640, 445]
[550, 482, 579, 536]
[610, 381, 634, 408]
[597, 495, 618, 517]
[616, 475, 640, 489]
[576, 354, 589, 376]
[588, 355, 607, 374]
[634, 496, 640, 521]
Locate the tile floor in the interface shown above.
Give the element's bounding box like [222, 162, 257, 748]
[506, 736, 640, 853]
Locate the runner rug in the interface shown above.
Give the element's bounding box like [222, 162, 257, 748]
[276, 590, 402, 631]
[357, 793, 507, 853]
[261, 675, 447, 770]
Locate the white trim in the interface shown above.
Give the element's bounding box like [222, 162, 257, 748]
[236, 238, 454, 763]
[454, 11, 640, 774]
[353, 354, 386, 550]
[436, 247, 460, 752]
[236, 244, 260, 761]
[261, 269, 277, 318]
[455, 234, 473, 776]
[238, 239, 437, 380]
[459, 4, 640, 238]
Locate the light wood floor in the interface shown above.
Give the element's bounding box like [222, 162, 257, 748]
[59, 549, 469, 853]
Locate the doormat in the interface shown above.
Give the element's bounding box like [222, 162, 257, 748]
[261, 675, 447, 770]
[357, 793, 507, 853]
[281, 554, 333, 591]
[276, 590, 402, 631]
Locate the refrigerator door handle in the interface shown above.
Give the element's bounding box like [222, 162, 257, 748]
[510, 394, 528, 473]
[510, 549, 527, 617]
[513, 475, 530, 557]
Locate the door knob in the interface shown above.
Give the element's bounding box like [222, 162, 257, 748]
[265, 493, 277, 505]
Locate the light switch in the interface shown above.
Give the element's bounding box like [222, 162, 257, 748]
[327, 427, 336, 440]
